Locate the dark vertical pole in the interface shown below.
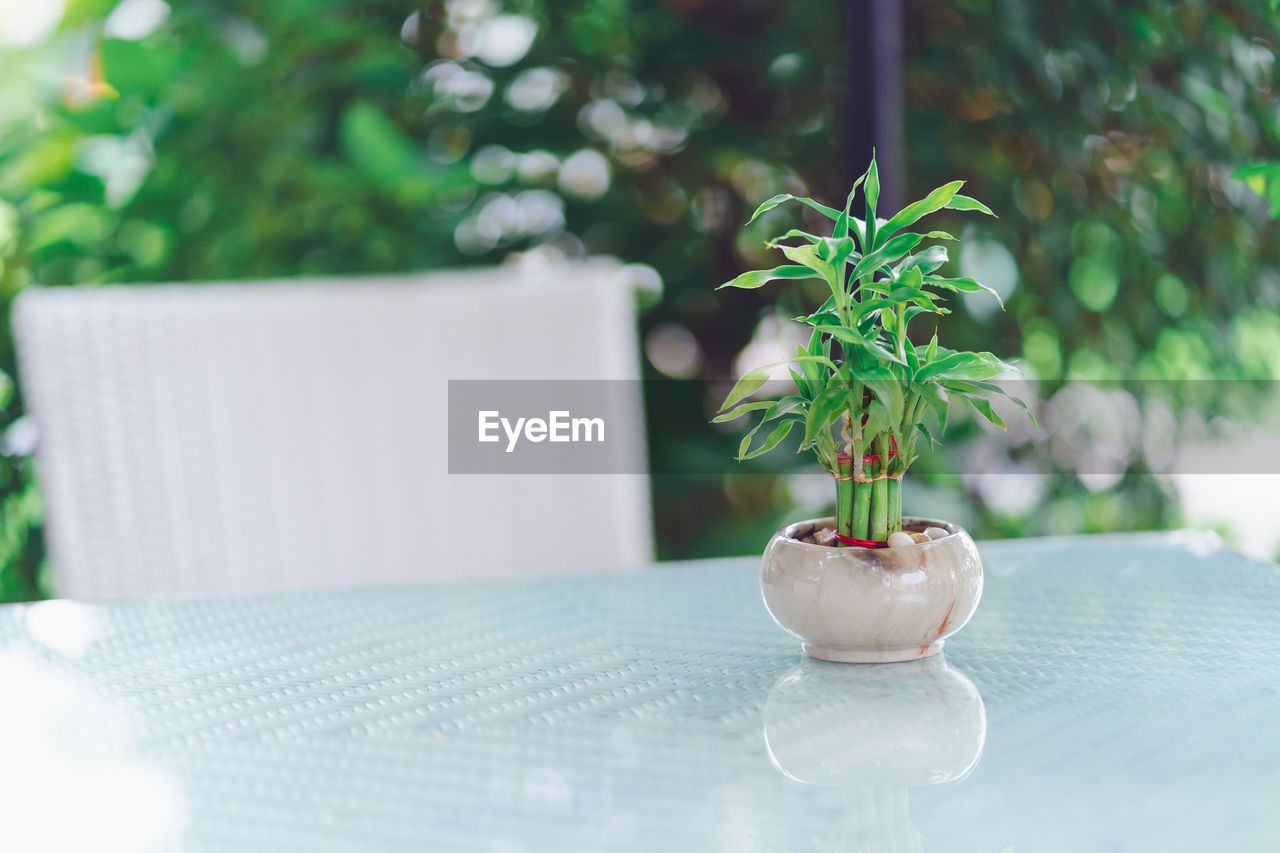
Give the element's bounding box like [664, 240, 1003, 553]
[846, 0, 904, 211]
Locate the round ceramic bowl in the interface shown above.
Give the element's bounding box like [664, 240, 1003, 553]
[760, 516, 982, 663]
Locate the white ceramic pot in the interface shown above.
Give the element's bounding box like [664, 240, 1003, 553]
[761, 516, 982, 663]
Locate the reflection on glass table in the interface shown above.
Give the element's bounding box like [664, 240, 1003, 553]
[765, 656, 986, 787]
[761, 657, 985, 853]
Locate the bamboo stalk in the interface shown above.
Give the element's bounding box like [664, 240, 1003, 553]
[870, 477, 889, 541]
[836, 453, 853, 539]
[888, 476, 902, 534]
[853, 479, 872, 540]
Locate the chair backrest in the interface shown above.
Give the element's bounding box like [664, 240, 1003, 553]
[13, 260, 651, 599]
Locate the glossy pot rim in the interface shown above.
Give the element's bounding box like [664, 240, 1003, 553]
[777, 516, 967, 553]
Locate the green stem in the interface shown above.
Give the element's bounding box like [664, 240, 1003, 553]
[888, 475, 902, 534]
[870, 477, 889, 541]
[853, 479, 872, 540]
[835, 453, 853, 538]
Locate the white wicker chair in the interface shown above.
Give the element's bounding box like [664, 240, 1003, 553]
[13, 259, 652, 599]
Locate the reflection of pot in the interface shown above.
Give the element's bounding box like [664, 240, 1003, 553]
[761, 517, 983, 663]
[763, 655, 986, 787]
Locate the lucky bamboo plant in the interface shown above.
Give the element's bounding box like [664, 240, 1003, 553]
[716, 155, 1029, 545]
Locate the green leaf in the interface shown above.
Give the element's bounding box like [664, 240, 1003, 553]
[740, 419, 798, 460]
[944, 194, 996, 216]
[860, 399, 894, 446]
[941, 378, 1020, 402]
[915, 351, 1017, 382]
[942, 380, 1036, 425]
[767, 228, 824, 245]
[821, 324, 906, 366]
[796, 308, 840, 328]
[795, 294, 837, 324]
[805, 322, 828, 359]
[905, 339, 920, 374]
[846, 297, 898, 324]
[711, 400, 775, 423]
[717, 265, 824, 290]
[860, 371, 905, 425]
[835, 174, 865, 241]
[807, 320, 832, 361]
[962, 394, 1006, 429]
[924, 275, 1004, 307]
[719, 355, 837, 411]
[721, 363, 778, 411]
[905, 304, 950, 320]
[899, 245, 949, 275]
[917, 381, 950, 432]
[888, 282, 944, 314]
[732, 401, 807, 461]
[887, 267, 941, 315]
[877, 180, 964, 245]
[864, 155, 880, 247]
[816, 236, 857, 266]
[796, 342, 822, 396]
[802, 384, 849, 447]
[881, 302, 898, 337]
[915, 420, 940, 450]
[778, 243, 831, 277]
[925, 330, 938, 364]
[789, 367, 808, 398]
[736, 418, 768, 458]
[849, 232, 925, 284]
[897, 264, 923, 292]
[762, 395, 806, 422]
[746, 193, 841, 225]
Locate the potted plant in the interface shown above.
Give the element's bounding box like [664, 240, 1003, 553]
[716, 155, 1030, 662]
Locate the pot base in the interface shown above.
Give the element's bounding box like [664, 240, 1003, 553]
[803, 640, 944, 664]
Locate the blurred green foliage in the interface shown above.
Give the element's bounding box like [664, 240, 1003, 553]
[902, 0, 1280, 539]
[1, 0, 1278, 600]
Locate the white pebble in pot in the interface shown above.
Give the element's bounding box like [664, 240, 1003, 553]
[886, 531, 915, 548]
[925, 527, 950, 540]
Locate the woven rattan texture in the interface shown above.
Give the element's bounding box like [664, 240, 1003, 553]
[1, 533, 1278, 852]
[12, 262, 652, 599]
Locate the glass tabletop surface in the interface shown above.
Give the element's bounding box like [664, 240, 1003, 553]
[1, 531, 1278, 852]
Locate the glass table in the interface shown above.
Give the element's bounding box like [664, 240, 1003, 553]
[1, 531, 1277, 852]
